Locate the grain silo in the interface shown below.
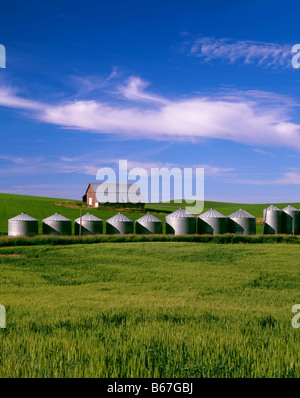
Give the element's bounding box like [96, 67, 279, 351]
[263, 205, 282, 234]
[198, 208, 227, 235]
[136, 213, 162, 234]
[228, 209, 256, 235]
[166, 208, 196, 235]
[74, 213, 103, 235]
[106, 212, 133, 234]
[8, 213, 38, 237]
[42, 213, 72, 235]
[282, 205, 299, 235]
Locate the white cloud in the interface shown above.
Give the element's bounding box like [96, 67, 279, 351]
[252, 148, 274, 157]
[0, 155, 99, 176]
[108, 159, 234, 178]
[273, 171, 300, 185]
[0, 155, 26, 163]
[188, 36, 292, 68]
[0, 77, 300, 150]
[0, 86, 43, 110]
[118, 76, 169, 104]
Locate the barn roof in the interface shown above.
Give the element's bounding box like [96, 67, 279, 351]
[86, 182, 145, 203]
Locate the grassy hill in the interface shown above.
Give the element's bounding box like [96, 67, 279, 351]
[0, 192, 299, 376]
[148, 199, 300, 219]
[0, 192, 299, 235]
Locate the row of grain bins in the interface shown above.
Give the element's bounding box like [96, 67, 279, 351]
[7, 211, 159, 237]
[263, 205, 299, 234]
[7, 205, 300, 237]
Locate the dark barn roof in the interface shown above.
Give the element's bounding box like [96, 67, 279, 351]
[83, 183, 145, 203]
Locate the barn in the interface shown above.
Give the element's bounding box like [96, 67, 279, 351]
[82, 183, 145, 210]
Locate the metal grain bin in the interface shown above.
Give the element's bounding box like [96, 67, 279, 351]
[136, 213, 162, 234]
[228, 209, 256, 235]
[8, 212, 38, 237]
[198, 208, 227, 235]
[106, 212, 133, 234]
[263, 205, 282, 234]
[166, 208, 196, 235]
[282, 205, 299, 235]
[74, 213, 103, 235]
[42, 213, 72, 236]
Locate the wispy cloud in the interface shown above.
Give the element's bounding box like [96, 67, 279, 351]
[114, 159, 235, 178]
[0, 86, 43, 110]
[187, 36, 292, 68]
[0, 152, 235, 180]
[0, 77, 300, 150]
[69, 68, 119, 96]
[0, 155, 99, 176]
[0, 155, 26, 164]
[118, 76, 169, 104]
[252, 148, 274, 157]
[231, 170, 300, 185]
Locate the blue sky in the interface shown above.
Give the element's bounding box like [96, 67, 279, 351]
[0, 0, 300, 203]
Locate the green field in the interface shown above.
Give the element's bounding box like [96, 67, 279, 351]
[0, 192, 299, 235]
[0, 242, 299, 377]
[0, 193, 299, 378]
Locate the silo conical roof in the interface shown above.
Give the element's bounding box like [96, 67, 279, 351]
[75, 213, 103, 223]
[283, 205, 299, 212]
[198, 208, 226, 219]
[107, 212, 132, 222]
[166, 208, 195, 219]
[136, 213, 161, 223]
[9, 212, 38, 221]
[229, 209, 255, 218]
[265, 205, 281, 212]
[43, 213, 71, 222]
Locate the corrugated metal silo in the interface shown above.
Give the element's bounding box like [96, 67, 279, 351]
[136, 213, 162, 234]
[74, 213, 103, 235]
[106, 212, 133, 234]
[198, 208, 227, 235]
[8, 213, 38, 237]
[42, 213, 72, 235]
[282, 205, 299, 235]
[228, 209, 256, 235]
[166, 208, 196, 235]
[263, 205, 282, 234]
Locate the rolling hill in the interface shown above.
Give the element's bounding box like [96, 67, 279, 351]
[0, 192, 299, 235]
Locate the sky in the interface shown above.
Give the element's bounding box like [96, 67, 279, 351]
[0, 0, 300, 203]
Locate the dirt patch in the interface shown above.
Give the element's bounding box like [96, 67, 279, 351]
[55, 201, 83, 209]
